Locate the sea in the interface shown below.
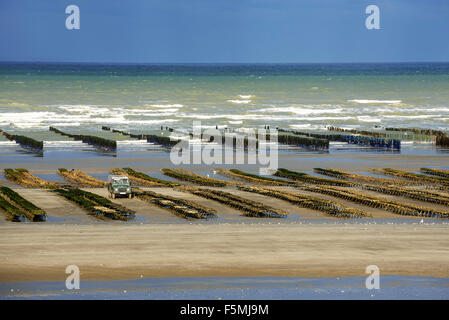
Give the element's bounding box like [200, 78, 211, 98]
[1, 62, 449, 138]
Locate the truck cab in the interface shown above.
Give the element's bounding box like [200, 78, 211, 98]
[107, 175, 133, 199]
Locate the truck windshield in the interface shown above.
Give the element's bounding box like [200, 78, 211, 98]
[112, 178, 129, 185]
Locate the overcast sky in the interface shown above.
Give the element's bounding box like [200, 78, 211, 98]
[1, 0, 448, 63]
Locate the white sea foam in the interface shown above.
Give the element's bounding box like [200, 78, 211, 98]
[357, 116, 381, 123]
[0, 141, 17, 146]
[289, 124, 328, 130]
[44, 141, 85, 147]
[117, 140, 149, 145]
[57, 105, 110, 114]
[179, 114, 258, 120]
[0, 108, 179, 129]
[56, 104, 179, 118]
[149, 104, 183, 108]
[44, 140, 84, 145]
[0, 111, 62, 128]
[349, 106, 449, 117]
[227, 99, 251, 104]
[3, 98, 447, 131]
[49, 122, 82, 127]
[198, 125, 227, 129]
[420, 107, 449, 112]
[238, 95, 254, 99]
[382, 115, 435, 119]
[349, 99, 402, 104]
[178, 113, 354, 121]
[296, 116, 353, 121]
[123, 108, 180, 115]
[255, 106, 343, 115]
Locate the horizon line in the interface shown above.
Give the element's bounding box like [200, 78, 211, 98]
[1, 60, 449, 65]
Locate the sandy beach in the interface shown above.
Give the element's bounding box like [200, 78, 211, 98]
[1, 223, 448, 283]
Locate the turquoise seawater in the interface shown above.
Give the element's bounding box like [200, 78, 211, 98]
[1, 63, 449, 135]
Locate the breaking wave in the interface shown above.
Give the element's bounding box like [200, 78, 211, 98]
[227, 99, 251, 104]
[349, 99, 402, 105]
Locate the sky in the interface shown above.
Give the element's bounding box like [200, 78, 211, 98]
[0, 0, 448, 63]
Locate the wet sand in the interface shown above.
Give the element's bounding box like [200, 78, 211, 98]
[1, 223, 448, 282]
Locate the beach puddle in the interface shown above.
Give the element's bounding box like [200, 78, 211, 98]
[45, 215, 79, 223]
[32, 173, 66, 183]
[2, 275, 448, 300]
